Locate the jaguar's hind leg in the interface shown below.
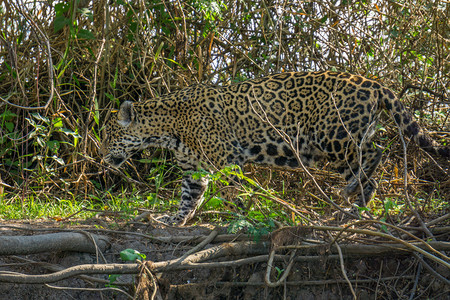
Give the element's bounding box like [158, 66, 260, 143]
[336, 141, 382, 206]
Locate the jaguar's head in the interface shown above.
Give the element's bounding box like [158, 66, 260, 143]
[101, 101, 143, 168]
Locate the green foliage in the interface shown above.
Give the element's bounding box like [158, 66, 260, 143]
[193, 0, 226, 21]
[193, 0, 227, 36]
[120, 248, 146, 262]
[275, 267, 285, 280]
[0, 110, 19, 164]
[25, 112, 80, 178]
[107, 274, 121, 287]
[53, 2, 71, 33]
[228, 215, 275, 242]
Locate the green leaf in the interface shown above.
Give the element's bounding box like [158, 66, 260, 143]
[93, 97, 100, 125]
[227, 218, 252, 234]
[5, 122, 14, 133]
[60, 128, 82, 139]
[108, 274, 120, 285]
[120, 249, 146, 261]
[77, 29, 95, 40]
[47, 140, 60, 153]
[112, 66, 119, 89]
[55, 2, 70, 16]
[204, 197, 223, 210]
[319, 16, 328, 23]
[31, 113, 50, 124]
[53, 118, 63, 128]
[164, 58, 186, 70]
[0, 110, 17, 120]
[57, 58, 74, 79]
[54, 15, 70, 33]
[4, 61, 17, 78]
[105, 93, 115, 101]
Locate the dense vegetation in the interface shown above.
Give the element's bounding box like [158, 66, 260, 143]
[0, 0, 448, 222]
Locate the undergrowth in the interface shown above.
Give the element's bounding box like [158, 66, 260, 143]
[0, 0, 449, 230]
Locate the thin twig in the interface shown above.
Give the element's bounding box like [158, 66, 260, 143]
[335, 242, 357, 299]
[44, 284, 133, 299]
[390, 111, 435, 240]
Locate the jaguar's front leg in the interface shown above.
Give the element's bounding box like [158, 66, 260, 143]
[159, 173, 209, 226]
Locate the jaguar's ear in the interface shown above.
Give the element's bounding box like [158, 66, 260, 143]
[117, 101, 135, 127]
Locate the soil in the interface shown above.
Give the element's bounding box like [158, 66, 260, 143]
[0, 218, 449, 300]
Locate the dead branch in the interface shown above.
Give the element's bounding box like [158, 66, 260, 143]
[398, 84, 450, 103]
[0, 263, 139, 284]
[0, 223, 268, 244]
[169, 275, 416, 288]
[1, 238, 449, 284]
[0, 232, 110, 255]
[44, 284, 134, 300]
[10, 256, 132, 287]
[157, 241, 269, 271]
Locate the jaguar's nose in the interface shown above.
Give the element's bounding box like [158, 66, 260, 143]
[104, 154, 126, 168]
[111, 156, 125, 167]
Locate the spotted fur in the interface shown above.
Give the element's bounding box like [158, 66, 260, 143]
[101, 71, 448, 225]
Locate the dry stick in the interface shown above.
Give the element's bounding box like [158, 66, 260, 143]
[421, 150, 448, 176]
[181, 227, 220, 257]
[0, 264, 140, 284]
[375, 260, 383, 298]
[147, 264, 163, 300]
[265, 249, 297, 287]
[278, 241, 450, 255]
[398, 84, 450, 103]
[158, 227, 221, 271]
[10, 256, 132, 287]
[135, 262, 161, 300]
[81, 38, 106, 190]
[170, 275, 416, 288]
[308, 224, 450, 269]
[390, 111, 435, 240]
[412, 252, 450, 285]
[74, 230, 108, 264]
[44, 284, 133, 299]
[333, 220, 446, 259]
[156, 241, 268, 271]
[0, 3, 54, 111]
[409, 254, 423, 300]
[335, 242, 357, 300]
[426, 213, 450, 227]
[215, 32, 264, 72]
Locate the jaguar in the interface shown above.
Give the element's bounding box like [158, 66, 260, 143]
[101, 71, 448, 225]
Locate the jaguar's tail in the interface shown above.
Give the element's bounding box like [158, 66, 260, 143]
[378, 87, 449, 158]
